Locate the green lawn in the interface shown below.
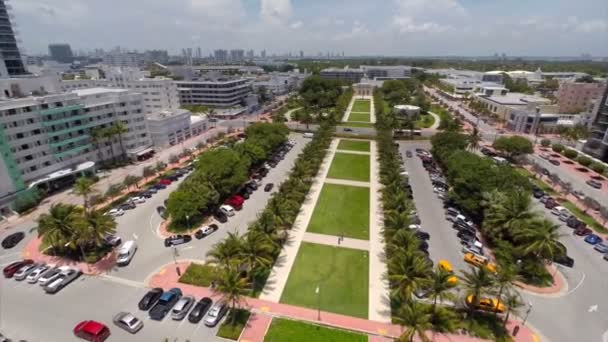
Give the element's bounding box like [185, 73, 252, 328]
[415, 113, 436, 128]
[307, 183, 369, 239]
[327, 153, 370, 182]
[337, 140, 370, 152]
[178, 263, 217, 287]
[264, 318, 367, 342]
[351, 99, 370, 113]
[216, 309, 250, 340]
[338, 122, 375, 128]
[347, 113, 370, 122]
[280, 243, 369, 318]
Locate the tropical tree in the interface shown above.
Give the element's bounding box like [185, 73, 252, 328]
[82, 209, 117, 249]
[74, 177, 97, 212]
[514, 219, 565, 262]
[240, 230, 274, 281]
[212, 265, 251, 326]
[483, 189, 536, 240]
[101, 127, 117, 164]
[393, 300, 432, 342]
[142, 166, 155, 179]
[123, 175, 140, 191]
[460, 266, 495, 318]
[387, 250, 429, 301]
[104, 183, 124, 201]
[492, 265, 520, 317]
[90, 128, 105, 160]
[36, 203, 86, 253]
[206, 232, 243, 268]
[467, 127, 482, 151]
[502, 290, 525, 326]
[111, 122, 129, 161]
[427, 268, 457, 316]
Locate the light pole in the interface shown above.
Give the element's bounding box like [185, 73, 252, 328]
[186, 215, 190, 234]
[315, 285, 321, 321]
[522, 302, 533, 326]
[173, 246, 181, 276]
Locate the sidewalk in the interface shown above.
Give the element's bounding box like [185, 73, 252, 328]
[148, 261, 539, 342]
[302, 232, 369, 251]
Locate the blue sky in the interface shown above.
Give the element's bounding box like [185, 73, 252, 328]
[13, 0, 608, 56]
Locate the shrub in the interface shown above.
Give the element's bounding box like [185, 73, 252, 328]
[13, 188, 41, 214]
[551, 144, 564, 153]
[577, 156, 592, 167]
[540, 139, 551, 147]
[590, 162, 606, 174]
[562, 149, 578, 159]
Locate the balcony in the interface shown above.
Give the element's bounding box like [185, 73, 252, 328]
[39, 104, 83, 116]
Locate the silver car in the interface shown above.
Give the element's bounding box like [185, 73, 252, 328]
[113, 312, 143, 334]
[203, 301, 227, 327]
[13, 263, 39, 281]
[26, 264, 50, 283]
[171, 296, 195, 320]
[38, 266, 71, 286]
[43, 268, 81, 294]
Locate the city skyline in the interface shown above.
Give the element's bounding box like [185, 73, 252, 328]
[12, 0, 608, 57]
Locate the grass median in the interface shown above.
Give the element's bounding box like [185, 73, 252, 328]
[347, 113, 370, 122]
[264, 318, 367, 342]
[352, 99, 370, 113]
[280, 242, 369, 318]
[178, 263, 217, 287]
[327, 153, 370, 182]
[216, 309, 250, 340]
[337, 139, 370, 152]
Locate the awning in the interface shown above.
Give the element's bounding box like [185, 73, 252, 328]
[134, 147, 155, 156]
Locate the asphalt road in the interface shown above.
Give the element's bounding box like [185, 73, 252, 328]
[0, 274, 223, 342]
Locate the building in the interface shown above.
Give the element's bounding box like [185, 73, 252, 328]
[214, 49, 228, 63]
[48, 44, 74, 64]
[145, 108, 207, 148]
[320, 67, 364, 83]
[506, 104, 580, 134]
[394, 105, 421, 119]
[230, 49, 245, 62]
[103, 52, 142, 68]
[360, 65, 412, 80]
[0, 0, 26, 76]
[253, 72, 307, 96]
[556, 81, 605, 114]
[0, 86, 151, 214]
[144, 50, 169, 64]
[175, 78, 252, 107]
[472, 90, 552, 119]
[583, 85, 608, 162]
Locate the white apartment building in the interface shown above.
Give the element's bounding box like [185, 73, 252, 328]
[0, 87, 150, 213]
[103, 52, 143, 68]
[175, 78, 252, 107]
[145, 108, 208, 149]
[360, 65, 412, 80]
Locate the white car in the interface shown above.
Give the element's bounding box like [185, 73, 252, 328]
[129, 196, 146, 204]
[106, 208, 125, 217]
[219, 205, 235, 217]
[26, 264, 51, 283]
[539, 153, 551, 160]
[38, 266, 71, 286]
[433, 187, 446, 194]
[13, 263, 38, 281]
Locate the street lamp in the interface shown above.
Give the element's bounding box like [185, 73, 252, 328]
[186, 215, 190, 234]
[315, 285, 321, 321]
[522, 302, 533, 326]
[173, 246, 181, 276]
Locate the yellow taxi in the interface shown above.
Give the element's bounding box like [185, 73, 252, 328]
[438, 260, 458, 285]
[466, 295, 506, 313]
[463, 253, 497, 273]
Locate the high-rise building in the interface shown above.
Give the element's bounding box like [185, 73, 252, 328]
[48, 44, 74, 63]
[143, 50, 169, 64]
[299, 50, 304, 58]
[214, 49, 228, 63]
[230, 49, 244, 62]
[103, 52, 142, 67]
[261, 49, 266, 58]
[0, 0, 26, 77]
[196, 47, 202, 59]
[583, 84, 608, 162]
[246, 49, 254, 59]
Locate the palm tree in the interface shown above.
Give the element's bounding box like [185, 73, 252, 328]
[74, 177, 97, 213]
[83, 210, 117, 249]
[427, 268, 457, 316]
[240, 230, 274, 282]
[102, 127, 117, 164]
[393, 300, 432, 342]
[387, 250, 429, 301]
[460, 266, 495, 318]
[468, 127, 481, 151]
[502, 290, 524, 326]
[213, 264, 251, 326]
[483, 190, 536, 240]
[142, 166, 155, 179]
[123, 175, 141, 191]
[111, 122, 129, 161]
[514, 219, 566, 263]
[36, 203, 86, 253]
[90, 128, 105, 161]
[492, 265, 519, 317]
[386, 228, 419, 257]
[207, 232, 243, 268]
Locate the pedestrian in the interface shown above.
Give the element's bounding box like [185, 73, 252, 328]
[337, 236, 341, 245]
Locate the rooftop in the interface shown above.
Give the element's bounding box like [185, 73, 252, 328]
[146, 108, 191, 121]
[71, 87, 127, 96]
[484, 92, 551, 105]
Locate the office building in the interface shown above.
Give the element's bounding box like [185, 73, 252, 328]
[0, 0, 26, 76]
[472, 90, 552, 120]
[320, 67, 365, 83]
[145, 108, 208, 149]
[583, 85, 608, 162]
[48, 44, 74, 63]
[360, 65, 412, 80]
[230, 49, 245, 62]
[214, 49, 228, 63]
[143, 50, 169, 64]
[176, 78, 252, 107]
[556, 81, 605, 114]
[103, 52, 142, 67]
[246, 49, 254, 59]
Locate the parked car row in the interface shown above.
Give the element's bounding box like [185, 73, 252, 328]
[3, 260, 82, 294]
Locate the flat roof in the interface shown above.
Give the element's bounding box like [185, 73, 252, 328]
[71, 87, 127, 96]
[146, 108, 191, 120]
[484, 93, 550, 105]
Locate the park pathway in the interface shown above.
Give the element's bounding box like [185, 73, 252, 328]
[334, 149, 371, 155]
[342, 96, 357, 122]
[259, 140, 339, 303]
[428, 111, 441, 130]
[302, 232, 370, 251]
[284, 107, 301, 121]
[370, 95, 376, 123]
[324, 178, 370, 188]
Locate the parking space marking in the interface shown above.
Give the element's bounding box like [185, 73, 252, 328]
[98, 274, 146, 288]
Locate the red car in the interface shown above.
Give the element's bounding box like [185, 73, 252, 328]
[574, 227, 592, 236]
[158, 179, 172, 186]
[3, 259, 33, 278]
[224, 195, 244, 210]
[74, 320, 110, 341]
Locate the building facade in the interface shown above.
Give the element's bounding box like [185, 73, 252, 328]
[472, 91, 552, 120]
[175, 78, 252, 107]
[48, 44, 74, 64]
[145, 109, 207, 148]
[320, 67, 365, 83]
[583, 85, 608, 162]
[360, 65, 412, 80]
[556, 81, 605, 114]
[0, 0, 26, 76]
[103, 52, 142, 68]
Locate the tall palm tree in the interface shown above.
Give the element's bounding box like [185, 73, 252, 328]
[102, 127, 117, 164]
[83, 210, 117, 249]
[427, 268, 457, 316]
[492, 265, 519, 317]
[514, 218, 566, 263]
[386, 228, 419, 257]
[502, 290, 524, 326]
[36, 203, 86, 253]
[483, 189, 536, 240]
[387, 250, 429, 301]
[74, 177, 97, 213]
[468, 127, 482, 151]
[90, 128, 105, 161]
[206, 232, 243, 268]
[111, 122, 129, 161]
[393, 300, 432, 342]
[240, 230, 274, 281]
[213, 265, 251, 326]
[460, 266, 495, 318]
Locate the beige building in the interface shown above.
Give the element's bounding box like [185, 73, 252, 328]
[473, 91, 552, 120]
[556, 81, 605, 114]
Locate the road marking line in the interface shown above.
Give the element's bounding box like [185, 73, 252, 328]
[565, 272, 585, 296]
[98, 274, 146, 288]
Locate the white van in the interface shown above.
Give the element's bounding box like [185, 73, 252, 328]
[219, 205, 235, 217]
[116, 240, 137, 266]
[303, 132, 314, 138]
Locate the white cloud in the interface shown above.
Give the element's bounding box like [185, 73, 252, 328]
[394, 0, 467, 16]
[391, 0, 464, 35]
[393, 16, 450, 34]
[189, 0, 245, 23]
[290, 21, 303, 29]
[260, 0, 293, 25]
[576, 19, 608, 33]
[13, 0, 88, 28]
[332, 21, 370, 40]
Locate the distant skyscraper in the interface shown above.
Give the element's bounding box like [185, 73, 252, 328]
[246, 49, 254, 59]
[144, 50, 169, 64]
[196, 47, 202, 59]
[0, 0, 26, 76]
[48, 44, 74, 63]
[299, 50, 304, 58]
[230, 49, 244, 62]
[261, 49, 266, 58]
[214, 49, 228, 62]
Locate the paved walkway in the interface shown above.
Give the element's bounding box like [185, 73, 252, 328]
[147, 261, 539, 342]
[335, 149, 371, 155]
[324, 177, 371, 188]
[427, 111, 441, 130]
[370, 95, 376, 124]
[302, 232, 370, 251]
[284, 107, 302, 122]
[240, 312, 272, 342]
[342, 96, 357, 122]
[259, 140, 339, 302]
[368, 140, 391, 323]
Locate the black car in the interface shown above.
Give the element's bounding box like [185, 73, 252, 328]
[417, 240, 429, 251]
[264, 183, 274, 192]
[138, 288, 164, 310]
[405, 151, 413, 158]
[566, 216, 583, 229]
[138, 191, 153, 198]
[157, 206, 167, 218]
[246, 181, 258, 191]
[118, 202, 136, 210]
[586, 179, 603, 189]
[549, 159, 560, 166]
[554, 254, 574, 268]
[457, 229, 475, 240]
[1, 232, 25, 249]
[343, 128, 353, 132]
[532, 189, 545, 199]
[238, 189, 250, 200]
[413, 230, 430, 240]
[164, 235, 192, 247]
[214, 210, 228, 223]
[151, 183, 167, 190]
[188, 297, 213, 323]
[150, 288, 182, 321]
